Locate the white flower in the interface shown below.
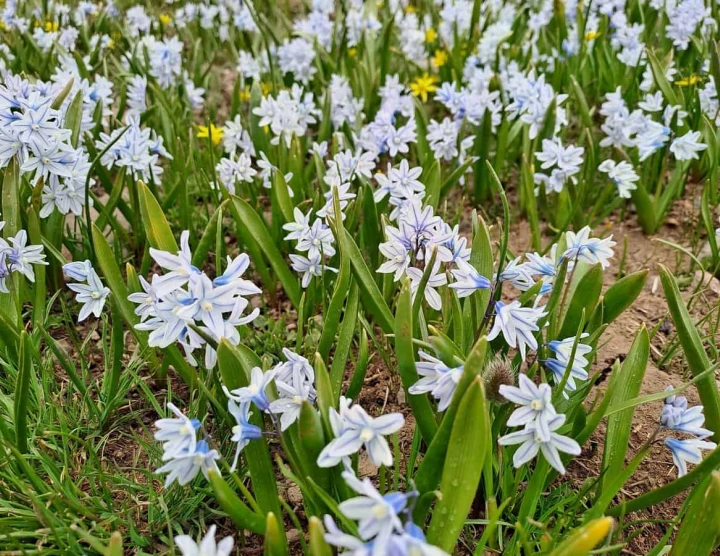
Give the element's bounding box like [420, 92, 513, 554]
[670, 130, 707, 161]
[67, 266, 110, 321]
[406, 264, 447, 311]
[562, 227, 615, 269]
[174, 525, 234, 556]
[598, 159, 639, 199]
[487, 301, 547, 360]
[154, 403, 201, 460]
[409, 351, 463, 411]
[498, 414, 581, 474]
[499, 374, 557, 441]
[665, 438, 717, 477]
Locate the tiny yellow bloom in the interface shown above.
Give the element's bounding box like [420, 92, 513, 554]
[261, 82, 273, 95]
[425, 28, 437, 43]
[159, 13, 171, 26]
[432, 49, 448, 68]
[197, 124, 224, 146]
[585, 30, 601, 41]
[107, 39, 115, 50]
[675, 75, 701, 87]
[405, 5, 416, 13]
[410, 73, 439, 103]
[44, 21, 59, 32]
[239, 87, 251, 102]
[348, 47, 357, 58]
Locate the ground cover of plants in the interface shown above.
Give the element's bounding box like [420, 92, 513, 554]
[1, 0, 720, 554]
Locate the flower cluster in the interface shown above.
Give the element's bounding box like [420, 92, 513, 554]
[0, 226, 47, 294]
[498, 375, 582, 474]
[661, 388, 716, 477]
[129, 231, 261, 368]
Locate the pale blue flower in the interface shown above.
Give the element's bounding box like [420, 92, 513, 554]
[449, 259, 491, 298]
[154, 403, 201, 460]
[665, 438, 717, 477]
[498, 414, 581, 474]
[212, 253, 261, 295]
[317, 402, 404, 468]
[149, 230, 201, 297]
[499, 374, 556, 441]
[487, 300, 547, 360]
[223, 367, 276, 412]
[228, 400, 262, 471]
[338, 471, 408, 544]
[155, 439, 220, 487]
[409, 351, 463, 411]
[174, 525, 234, 556]
[544, 334, 592, 396]
[269, 367, 316, 431]
[661, 389, 713, 438]
[562, 227, 615, 269]
[67, 267, 110, 321]
[62, 259, 92, 281]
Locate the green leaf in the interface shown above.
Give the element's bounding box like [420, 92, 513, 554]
[646, 49, 679, 106]
[207, 470, 265, 535]
[230, 196, 301, 308]
[601, 269, 648, 325]
[308, 517, 333, 556]
[14, 331, 33, 453]
[427, 377, 489, 551]
[339, 228, 393, 333]
[659, 265, 720, 441]
[330, 282, 359, 399]
[297, 401, 330, 492]
[424, 159, 442, 208]
[599, 326, 649, 495]
[318, 229, 351, 361]
[263, 512, 289, 556]
[395, 282, 438, 444]
[138, 181, 179, 252]
[192, 202, 224, 268]
[271, 170, 295, 224]
[558, 263, 603, 339]
[64, 91, 85, 148]
[671, 471, 720, 555]
[217, 340, 282, 518]
[414, 337, 487, 498]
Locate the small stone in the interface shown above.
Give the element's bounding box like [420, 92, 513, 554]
[287, 486, 302, 505]
[358, 454, 378, 478]
[397, 387, 405, 404]
[286, 529, 300, 543]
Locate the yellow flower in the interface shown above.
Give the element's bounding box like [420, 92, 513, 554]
[425, 28, 437, 43]
[261, 82, 273, 95]
[197, 124, 224, 146]
[159, 13, 171, 26]
[410, 73, 438, 103]
[348, 47, 357, 58]
[675, 75, 701, 87]
[44, 21, 59, 32]
[432, 49, 448, 68]
[405, 5, 416, 13]
[107, 39, 115, 50]
[239, 87, 251, 102]
[585, 30, 601, 41]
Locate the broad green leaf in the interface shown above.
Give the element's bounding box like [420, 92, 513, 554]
[396, 282, 437, 444]
[647, 49, 679, 106]
[659, 265, 720, 441]
[424, 159, 441, 208]
[298, 401, 330, 492]
[414, 337, 487, 498]
[308, 517, 332, 556]
[599, 326, 648, 495]
[263, 512, 289, 556]
[427, 377, 489, 551]
[558, 263, 603, 339]
[230, 196, 301, 308]
[271, 171, 294, 224]
[138, 181, 178, 253]
[217, 340, 281, 518]
[330, 282, 359, 399]
[64, 91, 84, 148]
[14, 331, 33, 453]
[340, 228, 393, 333]
[207, 470, 265, 534]
[192, 202, 225, 267]
[671, 471, 720, 555]
[601, 269, 648, 325]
